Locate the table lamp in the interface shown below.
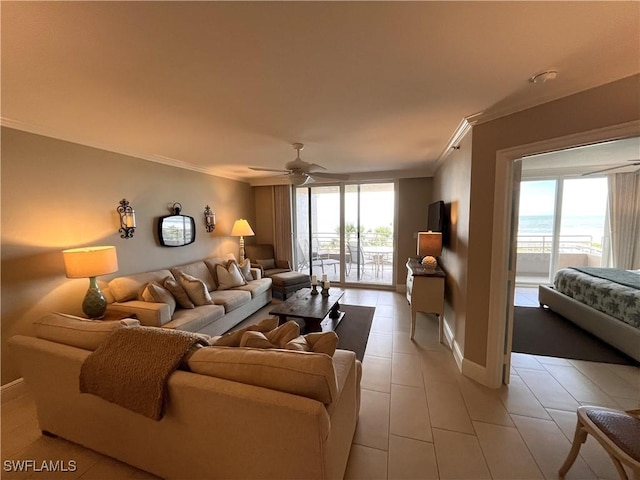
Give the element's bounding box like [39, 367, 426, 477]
[62, 246, 119, 319]
[231, 219, 255, 261]
[417, 232, 442, 270]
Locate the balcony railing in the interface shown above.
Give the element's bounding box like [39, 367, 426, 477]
[517, 234, 602, 255]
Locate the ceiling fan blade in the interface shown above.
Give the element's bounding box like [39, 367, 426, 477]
[311, 172, 350, 180]
[306, 163, 327, 172]
[581, 164, 637, 176]
[249, 166, 289, 173]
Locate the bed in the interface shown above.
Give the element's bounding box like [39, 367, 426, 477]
[538, 267, 640, 362]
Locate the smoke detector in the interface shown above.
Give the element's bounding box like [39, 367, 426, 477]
[529, 70, 558, 84]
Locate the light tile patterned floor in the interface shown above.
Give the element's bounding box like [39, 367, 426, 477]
[2, 288, 639, 479]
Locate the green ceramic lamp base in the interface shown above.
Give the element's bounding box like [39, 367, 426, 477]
[82, 276, 107, 319]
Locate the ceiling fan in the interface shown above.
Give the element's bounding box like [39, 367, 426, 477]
[582, 159, 640, 176]
[250, 143, 349, 186]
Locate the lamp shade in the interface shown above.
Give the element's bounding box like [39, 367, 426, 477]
[62, 246, 119, 278]
[231, 219, 255, 237]
[417, 232, 442, 257]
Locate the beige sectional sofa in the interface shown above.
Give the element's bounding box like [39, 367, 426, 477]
[9, 313, 361, 479]
[105, 254, 272, 336]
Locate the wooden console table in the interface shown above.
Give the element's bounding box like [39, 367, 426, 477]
[406, 258, 445, 340]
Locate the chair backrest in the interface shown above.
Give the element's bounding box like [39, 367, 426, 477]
[347, 241, 366, 264]
[295, 240, 309, 270]
[244, 244, 276, 263]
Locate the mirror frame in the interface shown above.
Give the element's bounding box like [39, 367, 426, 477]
[158, 214, 196, 247]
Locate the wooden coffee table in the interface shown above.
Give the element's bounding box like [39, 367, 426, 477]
[269, 288, 345, 333]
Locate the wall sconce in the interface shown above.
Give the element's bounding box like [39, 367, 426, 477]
[117, 199, 136, 239]
[204, 205, 216, 232]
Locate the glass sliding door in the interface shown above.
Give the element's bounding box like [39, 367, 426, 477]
[344, 183, 395, 286]
[558, 178, 607, 269]
[516, 180, 558, 284]
[294, 181, 396, 287]
[516, 176, 608, 285]
[293, 185, 341, 282]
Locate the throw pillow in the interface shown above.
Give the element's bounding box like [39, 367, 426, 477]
[256, 258, 276, 270]
[141, 282, 177, 317]
[239, 321, 300, 349]
[215, 261, 246, 290]
[177, 272, 215, 306]
[285, 331, 339, 357]
[237, 258, 254, 282]
[210, 316, 279, 347]
[163, 277, 195, 309]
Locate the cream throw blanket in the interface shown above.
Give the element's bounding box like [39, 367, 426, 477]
[79, 327, 208, 420]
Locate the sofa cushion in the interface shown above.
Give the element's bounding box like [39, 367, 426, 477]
[209, 289, 252, 313]
[141, 282, 177, 317]
[256, 258, 276, 270]
[170, 261, 216, 292]
[235, 278, 272, 298]
[163, 277, 195, 309]
[216, 261, 246, 290]
[186, 347, 339, 404]
[34, 313, 140, 351]
[108, 269, 174, 303]
[177, 272, 215, 306]
[210, 317, 279, 347]
[162, 304, 225, 332]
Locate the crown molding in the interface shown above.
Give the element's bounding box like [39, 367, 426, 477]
[432, 116, 477, 173]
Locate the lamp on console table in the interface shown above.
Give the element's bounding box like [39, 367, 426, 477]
[62, 246, 119, 319]
[231, 219, 255, 261]
[417, 231, 442, 271]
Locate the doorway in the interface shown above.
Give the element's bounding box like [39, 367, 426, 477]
[487, 123, 640, 387]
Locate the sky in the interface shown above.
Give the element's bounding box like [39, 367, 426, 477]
[518, 178, 608, 217]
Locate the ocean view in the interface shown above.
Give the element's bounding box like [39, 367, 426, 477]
[518, 214, 606, 242]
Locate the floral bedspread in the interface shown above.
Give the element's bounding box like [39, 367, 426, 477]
[553, 268, 640, 329]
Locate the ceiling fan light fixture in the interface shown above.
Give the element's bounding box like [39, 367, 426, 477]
[289, 171, 310, 186]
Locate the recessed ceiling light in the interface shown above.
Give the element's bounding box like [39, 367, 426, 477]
[529, 70, 558, 84]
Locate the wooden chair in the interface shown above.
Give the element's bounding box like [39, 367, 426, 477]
[559, 406, 640, 480]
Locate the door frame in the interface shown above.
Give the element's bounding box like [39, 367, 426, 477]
[485, 120, 640, 388]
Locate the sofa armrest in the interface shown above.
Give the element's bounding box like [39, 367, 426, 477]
[249, 267, 262, 280]
[275, 259, 291, 270]
[108, 301, 171, 327]
[250, 263, 265, 276]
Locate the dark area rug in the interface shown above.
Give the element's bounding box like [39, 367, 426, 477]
[334, 305, 374, 362]
[512, 306, 638, 366]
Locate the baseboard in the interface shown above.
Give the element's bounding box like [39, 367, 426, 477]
[396, 284, 407, 294]
[461, 358, 493, 386]
[1, 378, 28, 404]
[440, 316, 495, 386]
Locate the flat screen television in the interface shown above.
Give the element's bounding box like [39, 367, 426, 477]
[427, 200, 445, 232]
